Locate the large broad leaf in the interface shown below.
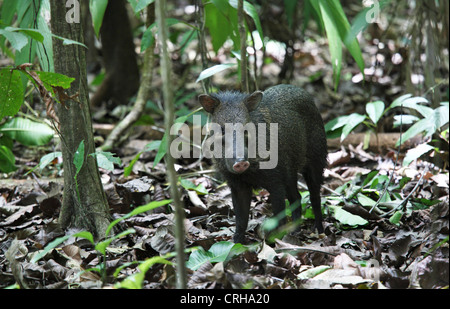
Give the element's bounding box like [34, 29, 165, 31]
[196, 63, 236, 83]
[389, 94, 433, 118]
[129, 0, 156, 14]
[0, 117, 54, 146]
[89, 0, 109, 37]
[396, 103, 449, 147]
[0, 68, 23, 118]
[4, 27, 44, 43]
[186, 241, 241, 270]
[323, 0, 364, 73]
[310, 0, 364, 89]
[0, 145, 16, 173]
[316, 0, 342, 90]
[91, 151, 122, 172]
[341, 113, 367, 141]
[366, 101, 385, 125]
[0, 28, 29, 52]
[329, 205, 368, 227]
[402, 143, 434, 167]
[204, 0, 239, 53]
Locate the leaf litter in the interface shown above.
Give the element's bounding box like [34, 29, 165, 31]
[0, 141, 448, 290]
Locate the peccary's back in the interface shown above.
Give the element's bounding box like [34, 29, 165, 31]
[255, 84, 327, 173]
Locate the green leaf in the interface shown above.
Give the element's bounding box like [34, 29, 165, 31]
[402, 143, 434, 166]
[141, 18, 188, 52]
[208, 241, 236, 263]
[196, 63, 237, 83]
[204, 0, 239, 53]
[0, 28, 28, 51]
[388, 93, 412, 109]
[34, 71, 75, 89]
[105, 199, 172, 237]
[89, 0, 109, 37]
[0, 117, 54, 146]
[262, 217, 279, 232]
[326, 0, 364, 73]
[73, 140, 85, 176]
[50, 33, 87, 48]
[186, 241, 240, 270]
[30, 231, 95, 263]
[390, 95, 433, 118]
[25, 151, 62, 175]
[21, 71, 75, 107]
[396, 104, 448, 147]
[325, 115, 349, 132]
[185, 248, 213, 271]
[393, 114, 420, 127]
[389, 211, 403, 225]
[124, 140, 160, 177]
[329, 205, 368, 227]
[95, 228, 136, 255]
[0, 145, 16, 173]
[153, 132, 168, 168]
[357, 193, 376, 208]
[115, 255, 172, 289]
[0, 68, 23, 118]
[362, 170, 379, 187]
[341, 113, 366, 141]
[5, 27, 44, 43]
[317, 0, 342, 90]
[124, 153, 142, 177]
[229, 0, 264, 47]
[346, 0, 390, 43]
[144, 140, 162, 153]
[180, 178, 208, 195]
[92, 151, 121, 171]
[297, 265, 331, 280]
[141, 24, 156, 52]
[365, 100, 385, 125]
[310, 0, 364, 88]
[132, 0, 155, 14]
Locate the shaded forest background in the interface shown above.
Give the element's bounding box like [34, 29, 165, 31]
[0, 0, 448, 289]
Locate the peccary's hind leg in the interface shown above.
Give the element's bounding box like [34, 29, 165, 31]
[303, 167, 324, 233]
[286, 178, 302, 223]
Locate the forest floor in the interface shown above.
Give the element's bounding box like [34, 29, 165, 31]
[0, 22, 449, 289]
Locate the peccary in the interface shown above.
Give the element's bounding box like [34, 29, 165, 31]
[199, 84, 327, 243]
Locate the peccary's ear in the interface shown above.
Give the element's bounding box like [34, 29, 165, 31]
[244, 91, 263, 111]
[198, 94, 220, 113]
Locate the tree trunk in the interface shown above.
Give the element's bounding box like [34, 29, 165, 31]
[90, 0, 140, 107]
[100, 4, 155, 151]
[50, 2, 110, 239]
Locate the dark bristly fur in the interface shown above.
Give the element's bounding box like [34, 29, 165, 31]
[199, 84, 328, 243]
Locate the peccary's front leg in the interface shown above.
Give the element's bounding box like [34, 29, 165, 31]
[269, 188, 287, 227]
[230, 183, 252, 243]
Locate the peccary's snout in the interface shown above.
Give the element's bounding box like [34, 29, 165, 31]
[233, 160, 250, 173]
